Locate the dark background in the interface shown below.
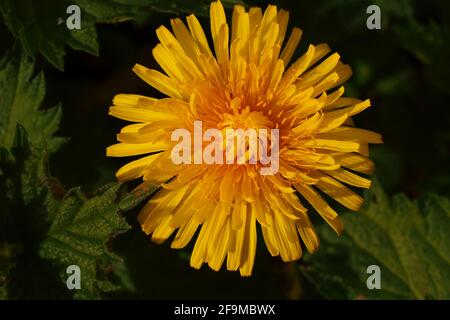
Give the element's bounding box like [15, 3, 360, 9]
[1, 0, 449, 299]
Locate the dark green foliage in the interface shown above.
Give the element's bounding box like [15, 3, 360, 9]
[0, 124, 142, 299]
[0, 0, 449, 300]
[0, 48, 66, 152]
[0, 0, 244, 70]
[39, 183, 132, 299]
[300, 181, 450, 299]
[0, 51, 148, 299]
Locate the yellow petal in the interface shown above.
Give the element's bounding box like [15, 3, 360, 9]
[170, 18, 201, 60]
[261, 225, 279, 256]
[133, 64, 184, 99]
[248, 7, 262, 31]
[296, 52, 341, 90]
[171, 215, 201, 249]
[186, 14, 213, 56]
[190, 203, 218, 269]
[116, 153, 159, 182]
[151, 214, 175, 244]
[316, 127, 383, 144]
[232, 5, 246, 42]
[113, 94, 157, 108]
[310, 43, 331, 65]
[325, 97, 362, 110]
[272, 211, 301, 261]
[109, 105, 178, 123]
[318, 99, 371, 132]
[327, 168, 372, 188]
[227, 202, 248, 270]
[260, 5, 278, 45]
[208, 215, 230, 271]
[155, 25, 184, 54]
[279, 44, 314, 89]
[311, 171, 364, 211]
[332, 152, 375, 174]
[239, 206, 257, 276]
[276, 9, 289, 47]
[296, 214, 320, 253]
[106, 141, 167, 157]
[210, 0, 228, 64]
[152, 43, 189, 82]
[280, 27, 302, 66]
[294, 183, 338, 220]
[303, 139, 362, 153]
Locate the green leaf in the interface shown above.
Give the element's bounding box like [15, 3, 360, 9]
[0, 0, 70, 70]
[72, 0, 138, 23]
[66, 16, 99, 56]
[39, 183, 131, 300]
[0, 126, 66, 299]
[0, 0, 247, 70]
[300, 181, 450, 299]
[0, 50, 133, 299]
[118, 185, 158, 212]
[0, 127, 133, 299]
[0, 125, 48, 238]
[0, 0, 136, 70]
[140, 0, 245, 17]
[0, 48, 65, 153]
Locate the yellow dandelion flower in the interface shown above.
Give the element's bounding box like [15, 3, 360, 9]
[107, 1, 382, 276]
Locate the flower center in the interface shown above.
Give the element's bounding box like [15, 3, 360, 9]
[218, 106, 273, 131]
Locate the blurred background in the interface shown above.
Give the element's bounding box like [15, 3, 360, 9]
[0, 0, 449, 300]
